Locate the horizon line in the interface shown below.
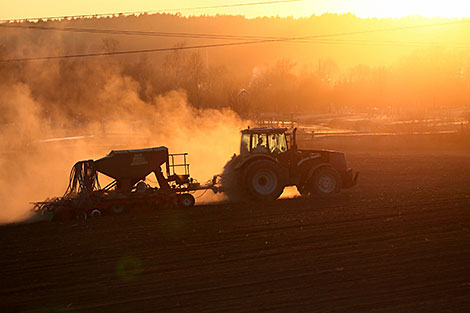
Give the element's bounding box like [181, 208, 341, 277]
[1, 12, 469, 24]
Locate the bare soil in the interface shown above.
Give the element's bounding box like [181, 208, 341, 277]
[1, 136, 470, 313]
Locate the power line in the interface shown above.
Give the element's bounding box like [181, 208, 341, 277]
[297, 19, 470, 41]
[0, 23, 266, 41]
[0, 40, 276, 63]
[1, 17, 468, 42]
[304, 39, 470, 48]
[1, 18, 469, 63]
[4, 23, 465, 47]
[3, 36, 470, 64]
[0, 0, 303, 24]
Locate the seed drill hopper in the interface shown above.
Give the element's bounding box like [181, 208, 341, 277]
[34, 147, 219, 221]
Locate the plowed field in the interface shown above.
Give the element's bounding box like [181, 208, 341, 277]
[1, 149, 470, 313]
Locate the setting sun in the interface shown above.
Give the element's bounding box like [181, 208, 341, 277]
[348, 0, 470, 18]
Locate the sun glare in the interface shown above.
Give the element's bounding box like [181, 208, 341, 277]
[357, 0, 470, 18]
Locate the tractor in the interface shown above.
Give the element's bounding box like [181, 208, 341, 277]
[226, 127, 358, 200]
[34, 128, 357, 221]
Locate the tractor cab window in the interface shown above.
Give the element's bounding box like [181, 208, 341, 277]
[268, 133, 288, 154]
[251, 133, 268, 153]
[240, 133, 250, 154]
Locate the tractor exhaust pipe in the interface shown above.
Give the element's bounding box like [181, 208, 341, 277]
[292, 127, 298, 151]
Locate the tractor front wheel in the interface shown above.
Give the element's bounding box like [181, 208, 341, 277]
[302, 166, 341, 197]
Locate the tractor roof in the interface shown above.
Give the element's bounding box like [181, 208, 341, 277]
[241, 127, 288, 134]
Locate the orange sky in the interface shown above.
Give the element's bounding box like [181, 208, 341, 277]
[2, 0, 470, 21]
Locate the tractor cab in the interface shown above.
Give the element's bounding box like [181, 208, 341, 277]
[240, 127, 290, 156]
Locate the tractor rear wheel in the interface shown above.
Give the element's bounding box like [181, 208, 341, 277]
[245, 160, 284, 201]
[303, 166, 341, 197]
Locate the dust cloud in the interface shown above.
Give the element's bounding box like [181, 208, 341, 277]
[0, 76, 246, 224]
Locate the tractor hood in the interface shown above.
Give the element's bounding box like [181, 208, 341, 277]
[298, 149, 348, 172]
